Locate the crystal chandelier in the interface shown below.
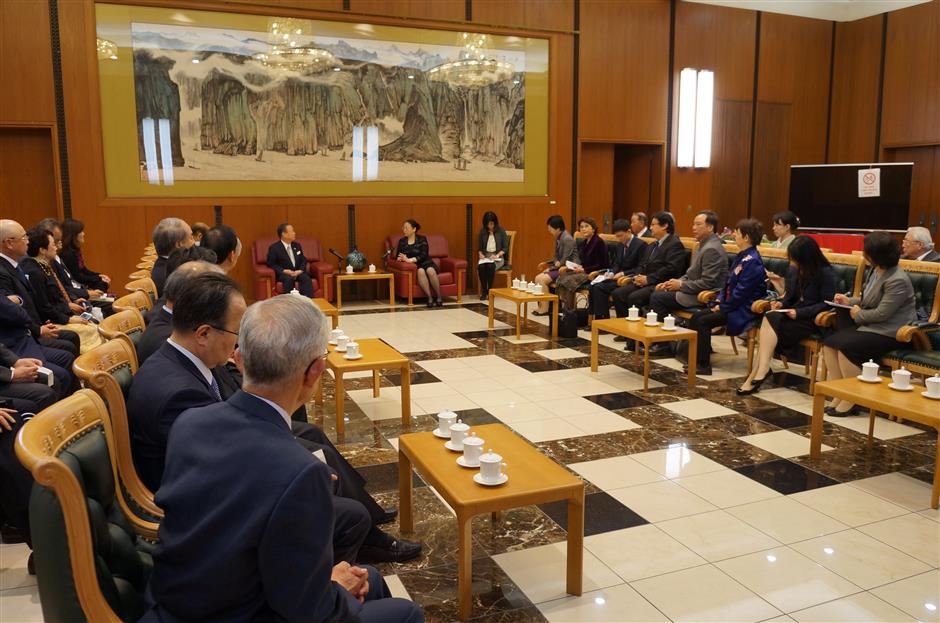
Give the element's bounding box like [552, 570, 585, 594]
[427, 33, 515, 88]
[252, 17, 337, 73]
[96, 37, 118, 61]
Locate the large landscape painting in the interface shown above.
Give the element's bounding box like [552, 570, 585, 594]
[130, 22, 527, 183]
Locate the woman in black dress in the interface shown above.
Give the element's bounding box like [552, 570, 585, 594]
[59, 218, 110, 292]
[477, 211, 509, 300]
[396, 219, 442, 307]
[737, 235, 836, 395]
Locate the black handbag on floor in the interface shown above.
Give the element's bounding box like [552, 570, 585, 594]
[558, 310, 580, 338]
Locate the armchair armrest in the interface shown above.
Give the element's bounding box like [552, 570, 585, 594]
[537, 261, 550, 272]
[254, 264, 275, 279]
[616, 276, 633, 286]
[815, 310, 837, 328]
[440, 257, 467, 273]
[697, 289, 719, 304]
[309, 260, 334, 278]
[897, 323, 938, 350]
[752, 299, 772, 314]
[587, 270, 603, 280]
[386, 259, 417, 273]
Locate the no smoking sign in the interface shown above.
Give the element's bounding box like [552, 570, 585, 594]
[858, 168, 881, 198]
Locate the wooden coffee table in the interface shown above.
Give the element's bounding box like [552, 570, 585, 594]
[313, 297, 338, 329]
[811, 378, 940, 508]
[398, 423, 583, 620]
[487, 287, 559, 340]
[335, 271, 395, 310]
[590, 318, 698, 391]
[314, 338, 410, 435]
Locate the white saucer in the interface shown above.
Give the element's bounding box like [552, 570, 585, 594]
[856, 375, 881, 383]
[444, 440, 463, 452]
[456, 456, 480, 468]
[888, 383, 913, 392]
[645, 321, 659, 327]
[432, 429, 451, 439]
[921, 391, 940, 400]
[661, 325, 677, 331]
[335, 346, 347, 352]
[473, 473, 508, 486]
[626, 317, 641, 322]
[343, 353, 363, 360]
[328, 340, 338, 345]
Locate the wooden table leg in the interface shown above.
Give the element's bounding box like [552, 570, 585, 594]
[314, 376, 323, 405]
[457, 512, 473, 621]
[932, 435, 940, 509]
[331, 314, 338, 330]
[551, 297, 558, 338]
[810, 391, 827, 458]
[686, 334, 697, 389]
[399, 450, 414, 532]
[373, 369, 381, 398]
[335, 371, 345, 436]
[388, 275, 394, 308]
[336, 278, 343, 310]
[590, 322, 599, 372]
[400, 363, 411, 426]
[867, 408, 876, 447]
[515, 302, 522, 339]
[643, 340, 650, 392]
[491, 511, 502, 525]
[487, 292, 495, 329]
[566, 488, 584, 597]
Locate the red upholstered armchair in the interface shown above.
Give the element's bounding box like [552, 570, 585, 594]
[251, 238, 334, 301]
[384, 233, 467, 305]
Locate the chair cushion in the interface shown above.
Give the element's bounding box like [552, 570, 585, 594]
[438, 272, 455, 286]
[831, 263, 859, 295]
[889, 349, 940, 369]
[906, 269, 938, 321]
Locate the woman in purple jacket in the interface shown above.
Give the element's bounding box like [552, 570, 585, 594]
[556, 217, 608, 311]
[684, 219, 766, 376]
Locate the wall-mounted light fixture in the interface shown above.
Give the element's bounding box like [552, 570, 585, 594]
[676, 68, 714, 168]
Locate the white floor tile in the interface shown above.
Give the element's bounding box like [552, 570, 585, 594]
[499, 333, 549, 344]
[675, 469, 781, 508]
[347, 386, 401, 404]
[849, 472, 936, 512]
[484, 402, 554, 425]
[463, 389, 528, 408]
[727, 497, 849, 544]
[537, 581, 669, 622]
[533, 369, 593, 384]
[758, 388, 814, 410]
[789, 529, 930, 590]
[585, 525, 707, 582]
[661, 398, 738, 420]
[406, 382, 457, 398]
[492, 542, 623, 604]
[569, 456, 665, 491]
[514, 383, 575, 401]
[738, 430, 833, 458]
[715, 547, 861, 613]
[562, 411, 641, 435]
[631, 564, 782, 622]
[823, 413, 927, 440]
[789, 592, 917, 623]
[556, 379, 623, 397]
[534, 396, 608, 417]
[534, 347, 588, 360]
[920, 507, 940, 522]
[432, 368, 488, 383]
[358, 400, 421, 421]
[870, 570, 940, 623]
[0, 586, 43, 622]
[412, 394, 478, 414]
[608, 480, 718, 523]
[0, 544, 35, 591]
[509, 418, 588, 443]
[789, 483, 909, 527]
[630, 446, 727, 479]
[657, 510, 782, 562]
[584, 367, 665, 391]
[858, 513, 940, 567]
[387, 438, 399, 451]
[417, 358, 471, 372]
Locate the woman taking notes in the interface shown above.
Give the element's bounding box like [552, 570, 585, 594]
[476, 211, 509, 300]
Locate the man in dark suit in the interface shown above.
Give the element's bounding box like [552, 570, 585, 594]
[611, 211, 686, 318]
[142, 295, 424, 623]
[589, 219, 649, 320]
[150, 218, 194, 297]
[267, 222, 314, 297]
[0, 344, 56, 413]
[631, 212, 652, 239]
[902, 226, 940, 263]
[0, 294, 75, 399]
[0, 406, 35, 554]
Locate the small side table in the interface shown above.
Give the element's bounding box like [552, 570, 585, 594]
[335, 271, 395, 310]
[487, 287, 558, 340]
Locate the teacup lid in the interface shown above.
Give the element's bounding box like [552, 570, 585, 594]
[480, 449, 501, 462]
[896, 366, 910, 375]
[464, 434, 484, 445]
[865, 359, 877, 365]
[450, 419, 469, 431]
[438, 410, 457, 418]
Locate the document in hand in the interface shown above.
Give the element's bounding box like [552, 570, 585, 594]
[590, 272, 614, 285]
[565, 260, 581, 270]
[824, 300, 854, 310]
[478, 258, 495, 265]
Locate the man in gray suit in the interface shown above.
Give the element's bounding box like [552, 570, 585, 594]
[901, 226, 940, 263]
[648, 210, 729, 354]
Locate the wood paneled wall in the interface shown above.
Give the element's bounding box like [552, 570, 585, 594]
[2, 0, 938, 301]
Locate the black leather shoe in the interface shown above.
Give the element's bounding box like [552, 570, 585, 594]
[648, 343, 672, 356]
[613, 335, 627, 342]
[376, 507, 398, 525]
[736, 376, 767, 396]
[358, 538, 422, 563]
[825, 405, 861, 417]
[27, 553, 35, 576]
[1, 523, 25, 544]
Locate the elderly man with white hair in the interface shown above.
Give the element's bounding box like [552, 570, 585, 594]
[150, 217, 195, 296]
[143, 295, 424, 623]
[901, 226, 940, 263]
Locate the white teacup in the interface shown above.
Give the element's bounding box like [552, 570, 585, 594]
[330, 328, 344, 342]
[663, 314, 676, 329]
[527, 283, 537, 293]
[437, 410, 457, 437]
[346, 265, 354, 274]
[449, 420, 470, 450]
[336, 335, 350, 350]
[519, 280, 528, 291]
[891, 367, 911, 389]
[861, 359, 879, 381]
[512, 278, 521, 289]
[628, 305, 639, 320]
[479, 449, 507, 483]
[345, 341, 360, 357]
[534, 284, 544, 295]
[462, 434, 484, 466]
[926, 375, 940, 398]
[646, 310, 658, 325]
[368, 264, 376, 273]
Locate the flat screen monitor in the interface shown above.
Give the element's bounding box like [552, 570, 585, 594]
[788, 163, 913, 231]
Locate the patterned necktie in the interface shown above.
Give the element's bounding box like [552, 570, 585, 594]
[209, 376, 222, 402]
[46, 261, 72, 304]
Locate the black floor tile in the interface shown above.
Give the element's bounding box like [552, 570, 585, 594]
[516, 360, 572, 373]
[553, 337, 590, 348]
[359, 462, 427, 494]
[734, 459, 838, 494]
[386, 370, 441, 385]
[767, 371, 811, 393]
[455, 329, 515, 338]
[748, 405, 812, 429]
[453, 408, 500, 426]
[537, 491, 647, 536]
[584, 392, 653, 410]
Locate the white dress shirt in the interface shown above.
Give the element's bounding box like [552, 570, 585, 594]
[246, 392, 292, 431]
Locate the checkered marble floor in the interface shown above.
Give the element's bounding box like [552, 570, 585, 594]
[3, 299, 937, 622]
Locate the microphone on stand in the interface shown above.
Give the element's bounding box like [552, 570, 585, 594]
[327, 248, 345, 266]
